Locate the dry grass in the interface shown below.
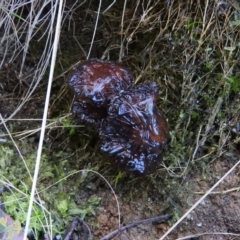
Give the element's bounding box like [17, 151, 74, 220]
[0, 0, 240, 239]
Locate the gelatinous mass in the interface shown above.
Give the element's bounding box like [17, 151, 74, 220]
[67, 59, 168, 175]
[67, 59, 134, 126]
[100, 83, 168, 175]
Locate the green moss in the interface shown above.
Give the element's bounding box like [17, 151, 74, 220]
[0, 139, 100, 235]
[227, 75, 240, 93]
[191, 111, 199, 119]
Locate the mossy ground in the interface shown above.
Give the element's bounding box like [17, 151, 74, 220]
[0, 0, 240, 239]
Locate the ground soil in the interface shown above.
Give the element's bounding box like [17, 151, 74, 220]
[90, 158, 240, 240]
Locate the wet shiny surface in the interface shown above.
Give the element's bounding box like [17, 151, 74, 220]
[100, 83, 168, 175]
[68, 59, 134, 105]
[67, 59, 168, 175]
[68, 59, 134, 126]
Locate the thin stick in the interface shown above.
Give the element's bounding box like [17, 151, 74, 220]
[101, 214, 171, 240]
[194, 186, 240, 195]
[159, 159, 240, 240]
[63, 218, 79, 240]
[103, 0, 116, 13]
[177, 231, 240, 240]
[87, 0, 102, 59]
[119, 0, 127, 62]
[23, 0, 65, 239]
[63, 217, 92, 240]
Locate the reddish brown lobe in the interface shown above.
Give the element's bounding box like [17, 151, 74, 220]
[67, 59, 168, 175]
[67, 59, 134, 126]
[68, 59, 134, 106]
[100, 83, 168, 175]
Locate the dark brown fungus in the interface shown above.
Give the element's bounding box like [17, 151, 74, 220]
[100, 83, 168, 175]
[71, 101, 108, 126]
[67, 59, 134, 126]
[67, 59, 168, 175]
